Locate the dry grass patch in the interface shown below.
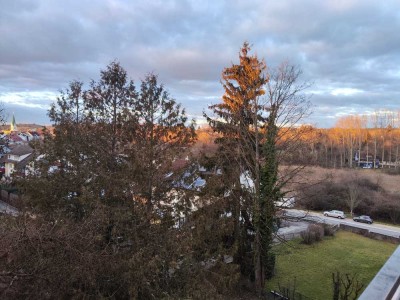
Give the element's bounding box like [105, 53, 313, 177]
[298, 166, 400, 194]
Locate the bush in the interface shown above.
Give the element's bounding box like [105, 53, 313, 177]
[371, 196, 400, 224]
[323, 223, 337, 236]
[298, 174, 393, 222]
[297, 181, 346, 211]
[356, 177, 380, 191]
[300, 230, 315, 245]
[382, 168, 400, 176]
[0, 203, 242, 299]
[301, 224, 324, 245]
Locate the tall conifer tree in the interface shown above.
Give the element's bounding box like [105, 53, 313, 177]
[206, 43, 269, 291]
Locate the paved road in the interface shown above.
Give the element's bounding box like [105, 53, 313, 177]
[0, 200, 19, 216]
[285, 209, 400, 238]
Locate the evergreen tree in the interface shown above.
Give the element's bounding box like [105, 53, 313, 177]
[15, 63, 201, 298]
[127, 73, 196, 219]
[84, 61, 137, 203]
[206, 42, 269, 291]
[23, 80, 95, 220]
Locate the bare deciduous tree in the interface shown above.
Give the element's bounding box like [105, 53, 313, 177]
[344, 174, 362, 216]
[332, 271, 364, 300]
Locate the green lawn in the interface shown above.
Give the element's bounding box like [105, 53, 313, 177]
[266, 231, 398, 299]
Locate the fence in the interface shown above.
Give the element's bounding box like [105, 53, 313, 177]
[0, 189, 22, 209]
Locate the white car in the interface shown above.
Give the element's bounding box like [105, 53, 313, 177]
[323, 210, 345, 219]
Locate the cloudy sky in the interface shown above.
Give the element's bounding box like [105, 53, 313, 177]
[1, 0, 400, 127]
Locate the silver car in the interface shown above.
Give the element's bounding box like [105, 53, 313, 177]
[323, 210, 345, 219]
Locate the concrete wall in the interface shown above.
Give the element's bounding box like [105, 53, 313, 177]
[339, 223, 400, 244]
[359, 245, 400, 300]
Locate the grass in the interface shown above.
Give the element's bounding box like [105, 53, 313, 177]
[266, 231, 398, 299]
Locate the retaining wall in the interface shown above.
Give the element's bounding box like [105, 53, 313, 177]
[339, 223, 400, 244]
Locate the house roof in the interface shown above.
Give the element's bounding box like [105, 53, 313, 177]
[1, 157, 19, 164]
[8, 134, 23, 142]
[9, 144, 33, 156]
[0, 153, 33, 170]
[16, 154, 34, 170]
[29, 131, 40, 136]
[172, 159, 189, 171]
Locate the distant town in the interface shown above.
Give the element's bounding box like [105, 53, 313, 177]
[0, 115, 45, 179]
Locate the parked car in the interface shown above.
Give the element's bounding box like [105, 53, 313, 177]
[353, 215, 373, 224]
[323, 210, 346, 219]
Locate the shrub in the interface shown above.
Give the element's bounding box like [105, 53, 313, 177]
[362, 178, 380, 190]
[0, 203, 242, 299]
[371, 196, 400, 224]
[298, 173, 395, 222]
[301, 224, 324, 245]
[300, 229, 315, 245]
[382, 168, 400, 176]
[323, 223, 337, 236]
[297, 181, 346, 211]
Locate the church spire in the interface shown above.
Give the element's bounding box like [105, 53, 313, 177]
[10, 113, 17, 132]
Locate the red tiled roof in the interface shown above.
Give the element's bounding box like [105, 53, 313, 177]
[9, 134, 23, 142]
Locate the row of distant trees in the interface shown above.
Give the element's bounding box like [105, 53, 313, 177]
[285, 112, 400, 168]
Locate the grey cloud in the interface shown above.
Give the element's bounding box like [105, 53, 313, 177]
[1, 0, 400, 127]
[3, 103, 50, 125]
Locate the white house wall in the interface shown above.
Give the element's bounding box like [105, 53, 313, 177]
[5, 162, 14, 177]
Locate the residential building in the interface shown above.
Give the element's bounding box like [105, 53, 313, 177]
[1, 144, 33, 177]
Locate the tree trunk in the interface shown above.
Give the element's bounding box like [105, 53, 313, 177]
[389, 133, 392, 168]
[374, 138, 377, 168]
[382, 138, 385, 168]
[349, 135, 353, 168]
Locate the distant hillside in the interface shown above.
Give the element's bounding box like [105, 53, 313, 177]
[192, 126, 219, 156]
[0, 124, 46, 131]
